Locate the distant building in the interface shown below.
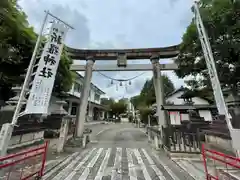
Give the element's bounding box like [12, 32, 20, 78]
[152, 87, 215, 125]
[48, 72, 108, 121]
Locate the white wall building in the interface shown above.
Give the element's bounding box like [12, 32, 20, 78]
[65, 73, 107, 121]
[121, 98, 135, 117]
[153, 87, 215, 125]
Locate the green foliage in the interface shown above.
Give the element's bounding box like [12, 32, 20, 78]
[100, 98, 115, 107]
[138, 107, 152, 124]
[110, 101, 127, 116]
[100, 98, 127, 116]
[53, 49, 74, 94]
[0, 0, 36, 85]
[0, 0, 73, 101]
[175, 0, 240, 95]
[131, 75, 175, 108]
[130, 75, 175, 124]
[130, 95, 145, 109]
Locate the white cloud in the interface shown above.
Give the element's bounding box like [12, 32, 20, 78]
[19, 0, 193, 100]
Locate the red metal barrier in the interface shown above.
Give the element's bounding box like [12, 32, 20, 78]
[0, 141, 48, 180]
[202, 144, 240, 180]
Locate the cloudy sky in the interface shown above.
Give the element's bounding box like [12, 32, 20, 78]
[19, 0, 194, 100]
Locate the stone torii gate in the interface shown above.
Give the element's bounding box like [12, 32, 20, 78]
[66, 45, 179, 138]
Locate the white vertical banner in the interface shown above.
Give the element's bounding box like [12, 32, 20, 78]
[25, 22, 68, 114]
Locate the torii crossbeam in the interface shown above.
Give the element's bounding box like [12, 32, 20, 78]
[71, 63, 178, 71]
[66, 45, 180, 142]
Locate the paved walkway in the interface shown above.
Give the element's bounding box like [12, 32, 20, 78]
[43, 147, 179, 180]
[42, 123, 193, 180]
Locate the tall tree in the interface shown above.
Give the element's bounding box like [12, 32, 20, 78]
[0, 0, 36, 102]
[110, 101, 127, 116]
[132, 75, 175, 108]
[0, 0, 74, 103]
[100, 98, 114, 107]
[175, 0, 240, 98]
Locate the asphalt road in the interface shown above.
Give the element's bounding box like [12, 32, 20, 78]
[42, 122, 195, 180]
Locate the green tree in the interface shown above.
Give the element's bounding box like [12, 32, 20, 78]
[131, 75, 175, 108]
[175, 0, 240, 98]
[0, 0, 73, 102]
[110, 101, 127, 116]
[130, 95, 144, 109]
[0, 0, 36, 102]
[101, 97, 114, 105]
[138, 107, 152, 124]
[53, 49, 74, 94]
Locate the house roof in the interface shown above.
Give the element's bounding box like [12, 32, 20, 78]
[165, 86, 187, 98]
[161, 105, 216, 110]
[151, 87, 214, 108]
[166, 86, 213, 104]
[89, 101, 110, 111]
[75, 72, 105, 95]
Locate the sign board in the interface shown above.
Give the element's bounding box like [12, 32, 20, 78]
[117, 53, 127, 67]
[25, 23, 68, 114]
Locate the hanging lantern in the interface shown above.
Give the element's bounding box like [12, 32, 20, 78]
[120, 81, 123, 86]
[129, 81, 131, 85]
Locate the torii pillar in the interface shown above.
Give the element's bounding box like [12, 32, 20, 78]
[76, 57, 95, 137]
[151, 56, 167, 140]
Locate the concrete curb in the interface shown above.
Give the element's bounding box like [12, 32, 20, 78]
[85, 121, 107, 126]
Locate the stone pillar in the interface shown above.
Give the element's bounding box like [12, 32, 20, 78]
[154, 134, 159, 150]
[148, 131, 151, 142]
[101, 111, 104, 120]
[151, 56, 166, 130]
[57, 115, 70, 153]
[76, 58, 95, 137]
[68, 101, 72, 115]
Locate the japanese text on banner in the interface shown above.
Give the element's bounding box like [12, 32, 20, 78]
[25, 23, 68, 114]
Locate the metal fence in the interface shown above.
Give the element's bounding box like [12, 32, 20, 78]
[0, 141, 48, 180]
[202, 144, 240, 180]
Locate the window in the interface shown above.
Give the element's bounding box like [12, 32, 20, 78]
[94, 93, 100, 101]
[71, 103, 78, 115]
[71, 107, 77, 115]
[183, 98, 193, 105]
[74, 83, 83, 93]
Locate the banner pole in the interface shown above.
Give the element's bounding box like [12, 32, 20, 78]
[11, 11, 49, 125]
[0, 11, 49, 157]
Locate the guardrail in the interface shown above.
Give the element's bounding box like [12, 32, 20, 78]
[202, 144, 240, 180]
[0, 141, 48, 180]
